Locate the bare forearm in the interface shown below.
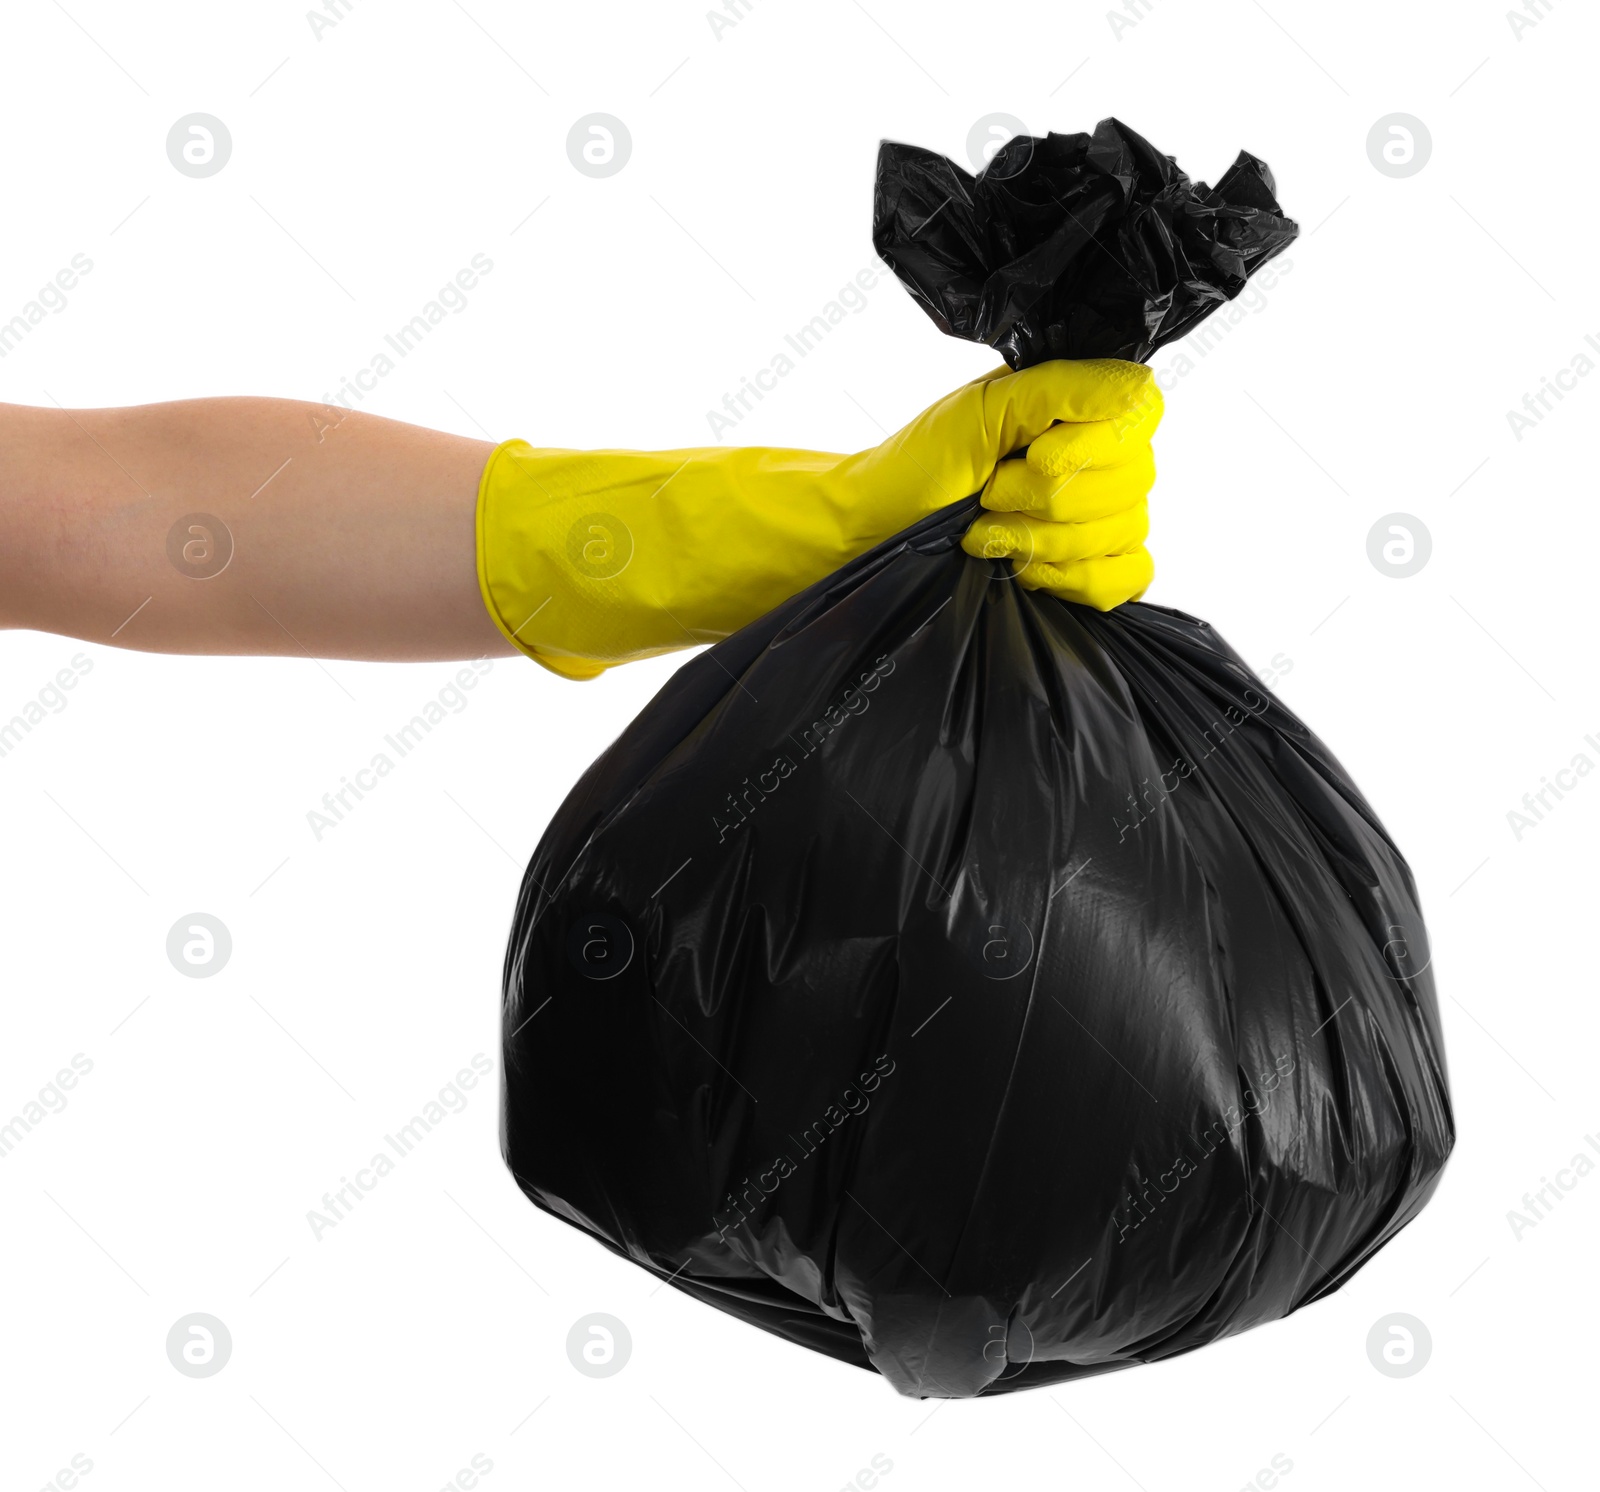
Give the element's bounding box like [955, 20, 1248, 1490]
[0, 397, 512, 661]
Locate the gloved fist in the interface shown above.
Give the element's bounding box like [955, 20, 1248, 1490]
[477, 358, 1162, 678]
[957, 360, 1161, 610]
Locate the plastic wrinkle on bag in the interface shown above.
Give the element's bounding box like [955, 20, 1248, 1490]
[500, 117, 1453, 1399]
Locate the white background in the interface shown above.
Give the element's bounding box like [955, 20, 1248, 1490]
[2, 1, 1595, 1488]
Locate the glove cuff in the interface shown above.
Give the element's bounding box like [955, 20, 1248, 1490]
[476, 438, 854, 678]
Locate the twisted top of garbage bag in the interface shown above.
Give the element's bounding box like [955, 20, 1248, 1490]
[872, 116, 1298, 368]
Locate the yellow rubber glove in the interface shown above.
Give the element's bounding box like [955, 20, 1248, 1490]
[477, 359, 1161, 679]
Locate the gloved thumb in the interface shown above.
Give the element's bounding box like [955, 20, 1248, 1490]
[880, 359, 1160, 508]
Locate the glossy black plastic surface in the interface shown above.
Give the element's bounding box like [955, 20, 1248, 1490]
[873, 117, 1298, 366]
[501, 122, 1451, 1398]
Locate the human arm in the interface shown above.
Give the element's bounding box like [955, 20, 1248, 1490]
[0, 396, 507, 661]
[0, 360, 1159, 671]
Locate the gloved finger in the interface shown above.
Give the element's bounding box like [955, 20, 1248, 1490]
[884, 359, 1158, 504]
[1014, 546, 1156, 611]
[1023, 384, 1164, 479]
[963, 505, 1149, 568]
[978, 358, 1159, 457]
[982, 444, 1156, 521]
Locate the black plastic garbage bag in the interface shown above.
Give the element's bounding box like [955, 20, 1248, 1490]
[501, 119, 1453, 1398]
